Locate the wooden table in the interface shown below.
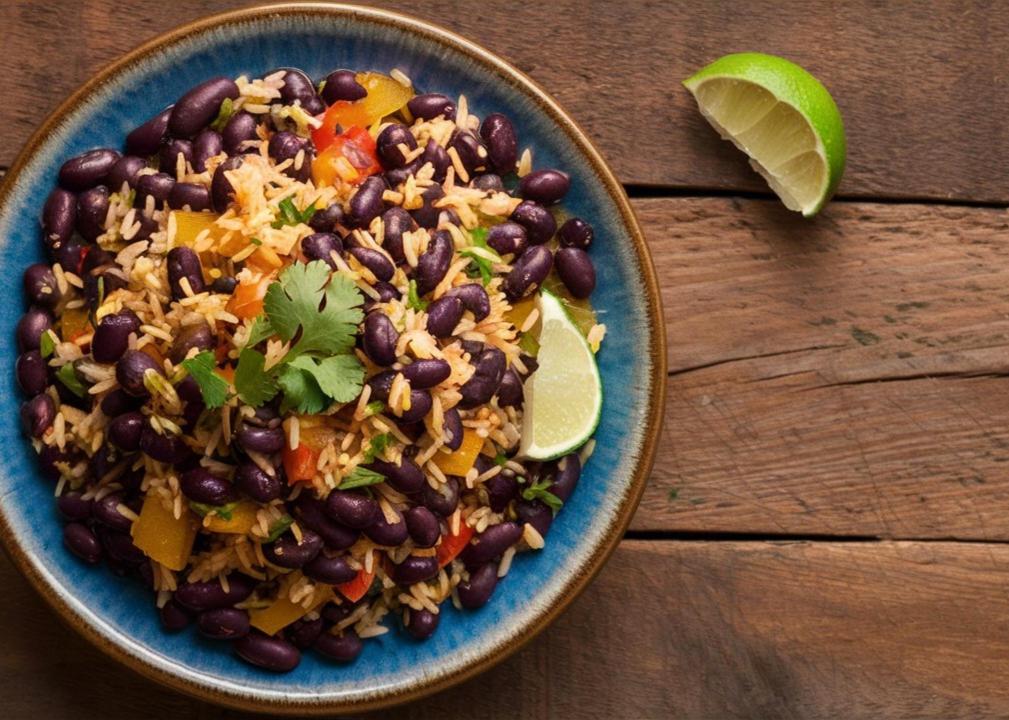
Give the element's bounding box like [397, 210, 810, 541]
[3, 1, 1009, 717]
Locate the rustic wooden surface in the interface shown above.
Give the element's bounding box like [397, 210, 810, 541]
[2, 0, 1009, 718]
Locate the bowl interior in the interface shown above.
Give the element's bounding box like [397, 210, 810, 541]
[0, 5, 659, 710]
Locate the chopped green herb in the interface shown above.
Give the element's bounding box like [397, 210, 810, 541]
[180, 351, 230, 409]
[234, 348, 279, 407]
[245, 317, 275, 347]
[406, 279, 429, 311]
[189, 501, 239, 521]
[271, 197, 317, 229]
[338, 466, 387, 490]
[55, 363, 87, 398]
[265, 515, 294, 543]
[493, 452, 508, 467]
[249, 237, 262, 246]
[39, 330, 56, 358]
[363, 433, 391, 463]
[365, 400, 386, 417]
[209, 97, 235, 132]
[460, 228, 499, 286]
[522, 477, 563, 514]
[517, 332, 540, 357]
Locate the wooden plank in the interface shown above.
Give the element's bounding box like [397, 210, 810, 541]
[633, 197, 1009, 538]
[5, 540, 1009, 719]
[2, 1, 1009, 201]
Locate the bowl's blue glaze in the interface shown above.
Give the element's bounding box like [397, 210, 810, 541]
[0, 4, 663, 713]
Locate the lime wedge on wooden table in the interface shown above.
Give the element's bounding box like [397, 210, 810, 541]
[518, 289, 602, 461]
[683, 52, 846, 216]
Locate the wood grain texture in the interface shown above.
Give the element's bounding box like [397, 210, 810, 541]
[5, 540, 1009, 720]
[634, 197, 1009, 538]
[2, 0, 1009, 201]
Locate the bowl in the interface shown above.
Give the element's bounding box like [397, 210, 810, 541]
[0, 3, 665, 714]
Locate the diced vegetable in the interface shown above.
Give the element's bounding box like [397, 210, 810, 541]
[227, 272, 275, 320]
[249, 586, 334, 636]
[312, 127, 381, 187]
[58, 306, 91, 342]
[432, 428, 485, 477]
[282, 443, 317, 484]
[130, 493, 200, 571]
[170, 210, 218, 247]
[336, 565, 376, 603]
[436, 522, 475, 568]
[311, 73, 412, 152]
[204, 501, 259, 534]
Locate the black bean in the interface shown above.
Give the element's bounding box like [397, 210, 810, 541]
[236, 425, 285, 454]
[211, 276, 238, 295]
[100, 528, 146, 568]
[480, 113, 518, 173]
[407, 93, 456, 121]
[421, 477, 460, 517]
[169, 322, 216, 364]
[368, 281, 400, 306]
[486, 222, 528, 258]
[378, 207, 413, 265]
[447, 284, 491, 321]
[313, 631, 362, 663]
[106, 156, 146, 192]
[459, 347, 507, 409]
[166, 246, 206, 299]
[511, 200, 557, 245]
[497, 367, 524, 408]
[308, 202, 344, 233]
[409, 184, 445, 229]
[116, 350, 162, 397]
[392, 555, 439, 585]
[235, 631, 301, 672]
[448, 131, 486, 174]
[234, 462, 282, 503]
[301, 232, 343, 269]
[83, 264, 127, 307]
[167, 182, 211, 211]
[276, 67, 325, 115]
[362, 311, 399, 366]
[51, 238, 86, 275]
[126, 106, 172, 157]
[101, 388, 140, 417]
[519, 169, 570, 205]
[268, 131, 313, 182]
[20, 394, 55, 438]
[366, 457, 425, 495]
[320, 70, 366, 104]
[442, 407, 463, 452]
[132, 213, 159, 241]
[486, 473, 519, 513]
[325, 490, 379, 529]
[405, 507, 440, 548]
[303, 552, 357, 585]
[108, 411, 144, 451]
[377, 124, 417, 169]
[63, 523, 101, 564]
[41, 188, 77, 249]
[401, 359, 451, 388]
[461, 521, 522, 565]
[457, 563, 499, 609]
[192, 130, 224, 173]
[58, 149, 121, 191]
[140, 425, 190, 464]
[38, 444, 71, 481]
[159, 138, 193, 174]
[363, 508, 409, 546]
[75, 186, 110, 241]
[175, 574, 257, 612]
[135, 172, 175, 209]
[264, 529, 323, 569]
[504, 245, 553, 302]
[471, 173, 504, 192]
[349, 246, 395, 282]
[287, 617, 324, 649]
[558, 217, 593, 249]
[15, 351, 47, 397]
[93, 310, 141, 363]
[415, 229, 453, 295]
[211, 155, 244, 212]
[366, 370, 396, 402]
[405, 609, 439, 640]
[421, 140, 450, 182]
[180, 467, 236, 506]
[23, 263, 60, 308]
[296, 496, 359, 550]
[169, 77, 240, 139]
[399, 389, 432, 424]
[348, 175, 386, 228]
[159, 599, 193, 632]
[551, 453, 581, 502]
[555, 247, 596, 299]
[516, 499, 553, 537]
[93, 493, 132, 531]
[199, 608, 250, 640]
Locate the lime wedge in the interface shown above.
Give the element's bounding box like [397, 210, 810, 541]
[683, 52, 846, 216]
[518, 289, 602, 460]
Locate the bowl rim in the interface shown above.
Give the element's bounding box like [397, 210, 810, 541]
[0, 2, 667, 714]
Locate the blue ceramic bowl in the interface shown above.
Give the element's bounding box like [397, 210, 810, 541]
[0, 4, 665, 713]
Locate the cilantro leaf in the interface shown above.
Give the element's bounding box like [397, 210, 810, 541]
[460, 230, 500, 287]
[363, 433, 391, 463]
[300, 354, 365, 403]
[55, 363, 87, 398]
[407, 279, 428, 311]
[190, 500, 239, 521]
[180, 351, 230, 409]
[209, 97, 234, 132]
[365, 400, 386, 417]
[234, 348, 278, 406]
[493, 452, 508, 467]
[276, 362, 328, 414]
[271, 197, 317, 229]
[338, 466, 387, 490]
[265, 515, 294, 542]
[39, 330, 56, 358]
[522, 478, 563, 514]
[245, 317, 275, 347]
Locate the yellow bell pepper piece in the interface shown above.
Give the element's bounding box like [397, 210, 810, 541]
[59, 306, 91, 342]
[204, 501, 259, 534]
[131, 494, 199, 571]
[432, 428, 485, 477]
[250, 586, 334, 636]
[170, 210, 218, 247]
[355, 72, 414, 124]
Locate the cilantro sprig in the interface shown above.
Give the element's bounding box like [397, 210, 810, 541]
[180, 352, 230, 409]
[190, 500, 239, 521]
[265, 515, 294, 542]
[209, 98, 235, 132]
[271, 197, 317, 229]
[460, 227, 500, 286]
[55, 363, 87, 398]
[522, 477, 563, 514]
[338, 466, 387, 490]
[362, 433, 391, 463]
[406, 279, 428, 311]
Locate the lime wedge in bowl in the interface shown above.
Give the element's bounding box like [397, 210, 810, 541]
[518, 289, 603, 461]
[683, 52, 846, 216]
